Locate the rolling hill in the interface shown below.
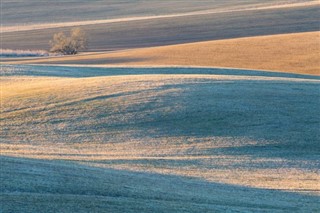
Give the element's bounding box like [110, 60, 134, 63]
[1, 1, 319, 212]
[1, 1, 319, 51]
[1, 65, 319, 211]
[4, 32, 319, 75]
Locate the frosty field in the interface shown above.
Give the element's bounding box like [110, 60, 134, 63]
[1, 65, 319, 212]
[1, 0, 320, 212]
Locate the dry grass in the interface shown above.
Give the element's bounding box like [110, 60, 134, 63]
[1, 65, 319, 199]
[5, 32, 319, 75]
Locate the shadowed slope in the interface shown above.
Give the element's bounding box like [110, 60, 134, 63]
[2, 64, 320, 78]
[3, 0, 300, 26]
[1, 65, 319, 194]
[1, 156, 319, 213]
[2, 1, 319, 33]
[1, 5, 319, 51]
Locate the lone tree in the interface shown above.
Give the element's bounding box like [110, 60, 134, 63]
[50, 28, 88, 55]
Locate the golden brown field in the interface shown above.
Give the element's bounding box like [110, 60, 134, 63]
[4, 32, 319, 75]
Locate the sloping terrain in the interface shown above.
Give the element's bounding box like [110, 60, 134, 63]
[1, 156, 319, 213]
[2, 1, 318, 33]
[3, 0, 295, 26]
[1, 2, 319, 50]
[2, 1, 319, 212]
[1, 65, 319, 212]
[5, 32, 319, 75]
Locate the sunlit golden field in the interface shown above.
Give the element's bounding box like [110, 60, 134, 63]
[4, 32, 319, 75]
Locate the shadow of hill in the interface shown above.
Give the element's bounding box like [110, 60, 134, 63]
[2, 64, 320, 79]
[130, 81, 320, 160]
[1, 156, 319, 213]
[2, 65, 319, 164]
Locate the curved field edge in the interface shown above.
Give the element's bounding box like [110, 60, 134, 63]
[3, 32, 319, 75]
[1, 155, 319, 213]
[1, 6, 318, 52]
[2, 1, 318, 33]
[1, 65, 319, 198]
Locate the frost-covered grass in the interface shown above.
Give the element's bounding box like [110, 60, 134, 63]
[1, 65, 319, 212]
[1, 155, 319, 213]
[0, 49, 52, 57]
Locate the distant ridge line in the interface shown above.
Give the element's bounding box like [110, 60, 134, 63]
[1, 1, 319, 33]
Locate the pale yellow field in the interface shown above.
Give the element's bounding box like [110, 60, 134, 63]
[4, 32, 320, 75]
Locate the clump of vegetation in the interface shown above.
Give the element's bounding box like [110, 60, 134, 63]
[49, 28, 88, 55]
[0, 49, 49, 57]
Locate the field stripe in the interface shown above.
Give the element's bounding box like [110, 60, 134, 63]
[1, 1, 318, 33]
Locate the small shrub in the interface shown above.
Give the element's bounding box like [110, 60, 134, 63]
[49, 28, 88, 55]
